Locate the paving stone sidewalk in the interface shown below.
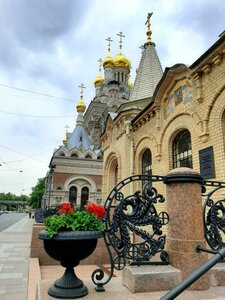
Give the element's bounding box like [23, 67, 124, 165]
[0, 214, 34, 300]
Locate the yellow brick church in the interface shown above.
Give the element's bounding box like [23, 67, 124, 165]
[47, 13, 225, 207]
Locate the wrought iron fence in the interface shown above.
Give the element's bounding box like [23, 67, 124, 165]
[202, 180, 225, 250]
[91, 174, 169, 291]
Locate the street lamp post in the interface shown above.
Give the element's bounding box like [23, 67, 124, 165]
[47, 164, 56, 208]
[19, 170, 23, 196]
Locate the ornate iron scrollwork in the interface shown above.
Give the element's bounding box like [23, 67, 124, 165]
[202, 181, 225, 250]
[92, 175, 169, 291]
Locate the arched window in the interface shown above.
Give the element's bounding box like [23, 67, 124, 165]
[69, 186, 77, 205]
[142, 149, 152, 187]
[81, 187, 89, 207]
[71, 153, 78, 158]
[85, 155, 92, 159]
[173, 130, 192, 168]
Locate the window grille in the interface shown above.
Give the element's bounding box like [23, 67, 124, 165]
[69, 186, 77, 205]
[81, 187, 89, 207]
[142, 149, 152, 187]
[173, 130, 192, 168]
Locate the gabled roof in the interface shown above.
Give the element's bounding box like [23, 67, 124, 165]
[66, 125, 92, 151]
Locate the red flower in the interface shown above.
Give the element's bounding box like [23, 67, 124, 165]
[59, 203, 74, 215]
[86, 202, 105, 218]
[93, 206, 105, 217]
[86, 203, 97, 213]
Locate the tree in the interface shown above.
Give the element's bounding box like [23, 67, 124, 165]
[29, 177, 45, 208]
[0, 192, 30, 202]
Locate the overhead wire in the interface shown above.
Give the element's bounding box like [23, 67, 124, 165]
[3, 149, 53, 164]
[0, 145, 48, 165]
[0, 83, 76, 118]
[0, 109, 74, 118]
[0, 82, 74, 102]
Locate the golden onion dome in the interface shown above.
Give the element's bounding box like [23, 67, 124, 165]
[93, 75, 104, 86]
[102, 55, 114, 68]
[114, 52, 131, 69]
[76, 98, 86, 112]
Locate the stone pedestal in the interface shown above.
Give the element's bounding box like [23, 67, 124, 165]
[164, 168, 209, 290]
[122, 265, 181, 293]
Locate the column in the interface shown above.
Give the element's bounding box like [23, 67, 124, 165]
[164, 167, 209, 290]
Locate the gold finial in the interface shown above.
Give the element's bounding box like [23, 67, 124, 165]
[78, 83, 86, 100]
[103, 37, 114, 68]
[145, 12, 153, 43]
[114, 32, 131, 69]
[63, 125, 69, 145]
[94, 59, 104, 86]
[106, 37, 113, 54]
[117, 31, 125, 53]
[76, 84, 86, 111]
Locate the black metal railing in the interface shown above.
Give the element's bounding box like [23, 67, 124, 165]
[91, 175, 169, 291]
[161, 246, 225, 300]
[202, 180, 225, 250]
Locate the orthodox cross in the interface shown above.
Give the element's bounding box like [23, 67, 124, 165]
[145, 12, 153, 30]
[106, 37, 113, 53]
[64, 125, 69, 132]
[117, 31, 125, 51]
[78, 83, 86, 99]
[97, 58, 102, 72]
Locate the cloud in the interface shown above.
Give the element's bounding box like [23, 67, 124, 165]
[0, 0, 87, 48]
[0, 0, 90, 81]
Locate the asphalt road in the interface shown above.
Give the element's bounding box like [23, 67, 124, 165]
[0, 212, 27, 232]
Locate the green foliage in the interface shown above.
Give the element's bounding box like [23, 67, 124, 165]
[44, 210, 105, 238]
[0, 192, 30, 202]
[29, 177, 45, 208]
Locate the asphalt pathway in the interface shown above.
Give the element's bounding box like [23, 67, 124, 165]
[0, 213, 27, 232]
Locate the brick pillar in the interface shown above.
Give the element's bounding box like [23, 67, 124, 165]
[164, 167, 209, 290]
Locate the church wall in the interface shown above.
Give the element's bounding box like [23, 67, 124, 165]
[190, 52, 225, 181]
[53, 172, 71, 188]
[101, 36, 225, 208]
[102, 124, 134, 200]
[131, 43, 225, 185]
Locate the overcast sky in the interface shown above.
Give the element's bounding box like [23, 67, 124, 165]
[0, 0, 224, 196]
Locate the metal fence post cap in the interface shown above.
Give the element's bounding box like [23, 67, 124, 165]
[163, 168, 203, 184]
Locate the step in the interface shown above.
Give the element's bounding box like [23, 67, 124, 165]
[122, 264, 182, 293]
